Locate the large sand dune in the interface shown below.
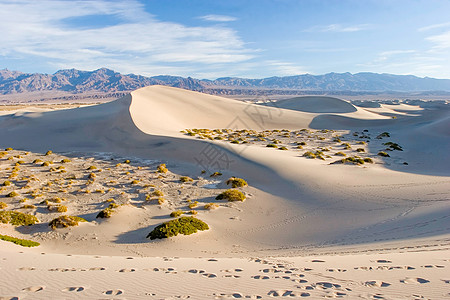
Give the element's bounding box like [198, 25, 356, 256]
[0, 86, 449, 299]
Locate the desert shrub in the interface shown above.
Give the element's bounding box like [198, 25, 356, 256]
[332, 156, 365, 165]
[341, 143, 351, 150]
[41, 161, 52, 166]
[131, 180, 140, 184]
[21, 204, 36, 209]
[180, 176, 194, 183]
[266, 144, 278, 148]
[170, 210, 184, 218]
[96, 203, 120, 218]
[45, 150, 53, 156]
[5, 148, 13, 151]
[87, 166, 97, 170]
[376, 132, 390, 139]
[0, 234, 40, 247]
[157, 197, 165, 205]
[210, 172, 222, 177]
[188, 201, 198, 209]
[3, 180, 11, 186]
[0, 211, 38, 226]
[60, 159, 71, 163]
[88, 172, 96, 179]
[278, 146, 288, 150]
[124, 159, 131, 164]
[6, 191, 19, 197]
[157, 163, 168, 173]
[216, 189, 246, 202]
[226, 177, 248, 188]
[147, 216, 209, 240]
[363, 158, 374, 163]
[152, 190, 164, 197]
[231, 140, 240, 144]
[378, 151, 390, 157]
[0, 202, 7, 209]
[383, 142, 403, 151]
[333, 137, 342, 143]
[296, 145, 303, 149]
[204, 203, 219, 210]
[303, 151, 316, 159]
[356, 148, 365, 152]
[48, 205, 68, 213]
[16, 160, 25, 165]
[49, 215, 87, 229]
[188, 210, 198, 215]
[334, 152, 347, 156]
[357, 141, 366, 145]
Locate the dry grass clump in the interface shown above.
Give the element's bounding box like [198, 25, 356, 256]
[147, 216, 209, 240]
[226, 177, 248, 188]
[87, 165, 97, 170]
[383, 142, 403, 151]
[356, 148, 365, 152]
[157, 163, 168, 173]
[0, 202, 7, 209]
[210, 172, 222, 177]
[60, 158, 71, 163]
[96, 203, 120, 218]
[0, 211, 38, 226]
[49, 215, 87, 229]
[341, 143, 351, 150]
[21, 204, 36, 209]
[216, 189, 246, 202]
[180, 176, 194, 183]
[278, 146, 288, 150]
[6, 191, 19, 197]
[302, 151, 325, 160]
[188, 201, 198, 209]
[3, 180, 11, 186]
[170, 210, 184, 218]
[266, 144, 278, 148]
[334, 152, 347, 156]
[131, 179, 140, 184]
[41, 161, 52, 166]
[332, 156, 372, 165]
[48, 205, 68, 213]
[0, 234, 40, 247]
[152, 190, 164, 197]
[378, 151, 390, 157]
[204, 203, 219, 210]
[45, 150, 53, 156]
[376, 132, 390, 139]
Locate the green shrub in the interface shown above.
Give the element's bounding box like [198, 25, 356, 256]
[332, 156, 365, 165]
[226, 177, 248, 188]
[0, 234, 40, 247]
[278, 146, 288, 150]
[303, 151, 316, 159]
[32, 159, 43, 164]
[157, 163, 168, 173]
[376, 132, 390, 139]
[170, 210, 184, 218]
[41, 161, 52, 166]
[49, 215, 87, 229]
[230, 140, 240, 144]
[378, 151, 390, 157]
[96, 203, 120, 218]
[48, 205, 68, 213]
[0, 202, 7, 209]
[147, 216, 209, 240]
[188, 201, 198, 209]
[3, 180, 11, 186]
[356, 148, 365, 152]
[216, 189, 246, 202]
[6, 191, 18, 197]
[0, 211, 38, 226]
[189, 210, 198, 215]
[152, 190, 164, 197]
[21, 204, 36, 209]
[334, 152, 346, 156]
[266, 144, 278, 148]
[363, 158, 374, 163]
[180, 176, 194, 183]
[383, 142, 403, 151]
[341, 143, 351, 150]
[210, 172, 222, 177]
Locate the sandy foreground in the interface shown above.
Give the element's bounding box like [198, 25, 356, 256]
[0, 86, 449, 299]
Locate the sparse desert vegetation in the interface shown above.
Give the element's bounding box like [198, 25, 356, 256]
[49, 215, 87, 229]
[216, 189, 246, 202]
[0, 234, 40, 247]
[147, 216, 209, 240]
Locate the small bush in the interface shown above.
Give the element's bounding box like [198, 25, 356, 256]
[49, 215, 87, 229]
[6, 191, 19, 197]
[87, 165, 97, 170]
[60, 159, 71, 163]
[48, 205, 68, 213]
[356, 148, 365, 152]
[147, 216, 209, 240]
[216, 189, 246, 202]
[3, 180, 11, 186]
[180, 176, 194, 183]
[0, 234, 40, 247]
[41, 161, 52, 166]
[334, 152, 347, 156]
[278, 146, 288, 150]
[152, 190, 164, 197]
[266, 144, 278, 148]
[5, 147, 13, 151]
[170, 210, 184, 218]
[376, 132, 390, 139]
[332, 156, 365, 165]
[0, 211, 38, 226]
[45, 150, 53, 156]
[0, 202, 7, 209]
[363, 158, 374, 163]
[157, 197, 165, 205]
[131, 180, 140, 184]
[341, 143, 351, 150]
[204, 203, 219, 210]
[210, 172, 222, 177]
[96, 203, 120, 218]
[88, 172, 96, 179]
[32, 159, 43, 164]
[157, 163, 168, 173]
[124, 159, 131, 164]
[21, 204, 36, 209]
[383, 142, 403, 151]
[189, 210, 198, 215]
[188, 201, 198, 209]
[226, 177, 248, 188]
[378, 151, 390, 157]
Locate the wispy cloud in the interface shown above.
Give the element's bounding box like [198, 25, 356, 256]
[418, 22, 450, 32]
[375, 50, 416, 62]
[198, 14, 237, 22]
[265, 60, 307, 76]
[0, 0, 252, 77]
[426, 30, 450, 50]
[304, 23, 371, 33]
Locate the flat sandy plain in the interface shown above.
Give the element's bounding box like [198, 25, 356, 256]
[0, 86, 449, 299]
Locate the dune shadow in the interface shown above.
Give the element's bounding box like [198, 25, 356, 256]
[272, 96, 358, 113]
[114, 225, 154, 244]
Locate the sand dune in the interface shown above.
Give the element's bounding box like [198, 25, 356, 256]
[0, 86, 449, 299]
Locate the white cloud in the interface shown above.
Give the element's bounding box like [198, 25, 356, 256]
[375, 50, 416, 62]
[418, 22, 450, 32]
[304, 23, 371, 33]
[198, 14, 237, 22]
[265, 60, 307, 76]
[0, 0, 252, 76]
[426, 30, 450, 50]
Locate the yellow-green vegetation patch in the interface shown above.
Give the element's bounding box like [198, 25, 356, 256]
[204, 203, 219, 210]
[180, 176, 194, 183]
[96, 203, 121, 218]
[0, 211, 38, 226]
[209, 172, 222, 177]
[49, 215, 87, 229]
[226, 177, 248, 188]
[378, 151, 390, 157]
[157, 163, 168, 173]
[0, 202, 7, 209]
[216, 189, 246, 202]
[332, 156, 373, 165]
[0, 234, 40, 247]
[48, 205, 68, 213]
[6, 191, 19, 197]
[147, 216, 209, 240]
[170, 210, 184, 218]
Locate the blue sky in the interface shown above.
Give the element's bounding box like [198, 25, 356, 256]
[0, 0, 449, 79]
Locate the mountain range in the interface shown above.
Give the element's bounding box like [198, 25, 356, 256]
[1, 68, 450, 95]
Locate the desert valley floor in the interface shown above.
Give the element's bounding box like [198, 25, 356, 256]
[0, 86, 449, 299]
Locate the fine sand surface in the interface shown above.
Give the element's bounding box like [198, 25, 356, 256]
[0, 85, 449, 299]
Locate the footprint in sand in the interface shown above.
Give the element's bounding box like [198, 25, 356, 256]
[268, 290, 310, 297]
[22, 286, 45, 292]
[442, 279, 450, 284]
[223, 274, 241, 278]
[103, 289, 124, 295]
[400, 277, 430, 284]
[62, 287, 85, 292]
[214, 293, 262, 299]
[311, 260, 325, 263]
[314, 282, 342, 290]
[327, 268, 347, 272]
[376, 260, 391, 263]
[118, 268, 136, 272]
[187, 269, 205, 274]
[202, 273, 217, 278]
[89, 267, 106, 271]
[18, 267, 36, 271]
[364, 280, 391, 287]
[252, 275, 270, 280]
[261, 268, 282, 273]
